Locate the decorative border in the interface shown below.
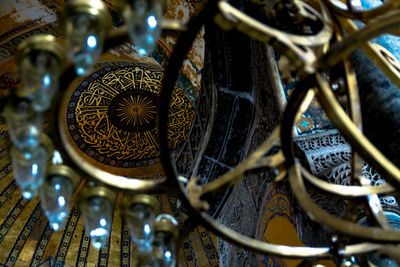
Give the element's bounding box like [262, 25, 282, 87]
[30, 224, 55, 266]
[120, 220, 131, 267]
[0, 164, 12, 183]
[0, 20, 41, 44]
[0, 180, 17, 208]
[0, 197, 29, 244]
[75, 229, 90, 267]
[0, 24, 59, 64]
[197, 226, 219, 266]
[54, 207, 80, 264]
[4, 203, 42, 265]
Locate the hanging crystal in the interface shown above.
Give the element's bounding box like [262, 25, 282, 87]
[16, 35, 64, 112]
[64, 0, 111, 75]
[139, 214, 178, 266]
[10, 145, 47, 199]
[3, 96, 43, 152]
[124, 194, 158, 253]
[80, 186, 116, 249]
[154, 214, 178, 266]
[40, 165, 79, 231]
[123, 0, 166, 56]
[50, 150, 64, 165]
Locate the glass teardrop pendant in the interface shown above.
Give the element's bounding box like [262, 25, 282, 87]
[3, 96, 43, 152]
[64, 0, 111, 75]
[40, 165, 80, 231]
[124, 194, 158, 253]
[123, 0, 166, 56]
[10, 145, 47, 199]
[80, 186, 116, 249]
[16, 35, 64, 112]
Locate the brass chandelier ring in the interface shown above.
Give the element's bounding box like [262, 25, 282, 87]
[323, 0, 400, 22]
[6, 0, 400, 261]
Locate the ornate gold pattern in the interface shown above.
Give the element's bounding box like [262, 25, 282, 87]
[115, 95, 157, 127]
[67, 65, 195, 167]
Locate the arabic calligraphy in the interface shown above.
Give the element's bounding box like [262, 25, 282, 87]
[66, 64, 195, 168]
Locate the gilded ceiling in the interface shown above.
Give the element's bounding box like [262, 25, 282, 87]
[0, 0, 220, 266]
[61, 63, 195, 176]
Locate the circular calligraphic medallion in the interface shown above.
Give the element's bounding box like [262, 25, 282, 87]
[60, 63, 195, 177]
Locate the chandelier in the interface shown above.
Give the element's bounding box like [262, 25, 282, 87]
[4, 0, 400, 265]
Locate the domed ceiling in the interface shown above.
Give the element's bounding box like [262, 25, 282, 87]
[0, 0, 220, 266]
[61, 62, 194, 177]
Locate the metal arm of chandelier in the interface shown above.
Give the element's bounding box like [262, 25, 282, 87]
[4, 0, 400, 264]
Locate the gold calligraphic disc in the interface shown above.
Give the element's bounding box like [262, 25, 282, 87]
[59, 63, 195, 178]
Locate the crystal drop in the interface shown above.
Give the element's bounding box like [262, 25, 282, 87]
[152, 214, 178, 267]
[51, 150, 64, 165]
[10, 145, 47, 199]
[66, 13, 105, 75]
[3, 97, 43, 152]
[40, 175, 74, 231]
[124, 0, 164, 56]
[81, 196, 113, 249]
[150, 231, 176, 266]
[18, 50, 61, 112]
[125, 203, 155, 253]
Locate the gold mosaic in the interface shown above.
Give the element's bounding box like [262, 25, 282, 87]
[66, 64, 195, 168]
